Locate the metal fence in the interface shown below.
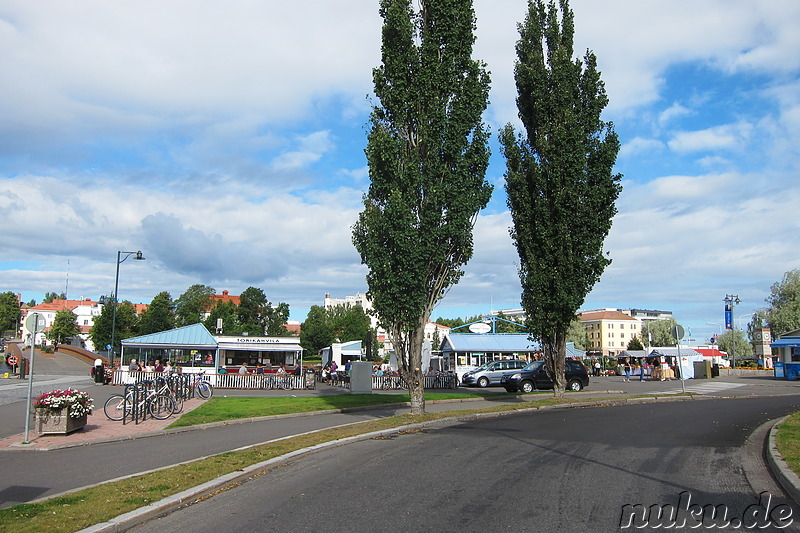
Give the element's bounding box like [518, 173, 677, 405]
[325, 373, 458, 391]
[111, 370, 316, 390]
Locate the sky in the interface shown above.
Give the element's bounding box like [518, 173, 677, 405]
[1, 0, 798, 344]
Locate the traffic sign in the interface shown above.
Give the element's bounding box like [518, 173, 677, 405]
[671, 325, 685, 341]
[24, 312, 46, 332]
[7, 355, 17, 366]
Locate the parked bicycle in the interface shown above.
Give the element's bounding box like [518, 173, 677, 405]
[192, 372, 214, 399]
[431, 371, 458, 389]
[103, 381, 176, 421]
[153, 375, 183, 414]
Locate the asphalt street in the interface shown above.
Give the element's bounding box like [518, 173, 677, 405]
[128, 396, 800, 533]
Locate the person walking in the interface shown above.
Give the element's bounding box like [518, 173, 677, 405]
[623, 361, 631, 382]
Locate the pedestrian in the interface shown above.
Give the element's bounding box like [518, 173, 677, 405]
[623, 361, 631, 382]
[594, 360, 601, 377]
[256, 363, 265, 388]
[92, 358, 105, 384]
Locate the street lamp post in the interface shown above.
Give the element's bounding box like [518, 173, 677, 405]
[724, 294, 741, 368]
[110, 250, 145, 369]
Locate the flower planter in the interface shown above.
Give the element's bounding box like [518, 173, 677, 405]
[35, 410, 88, 435]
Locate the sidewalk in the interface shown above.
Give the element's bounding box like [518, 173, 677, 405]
[0, 398, 205, 451]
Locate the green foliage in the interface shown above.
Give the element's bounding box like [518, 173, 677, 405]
[500, 0, 621, 395]
[43, 292, 66, 303]
[89, 300, 138, 353]
[626, 336, 644, 351]
[566, 318, 589, 350]
[299, 305, 333, 353]
[716, 329, 753, 361]
[137, 291, 175, 335]
[0, 291, 20, 334]
[47, 309, 80, 344]
[264, 302, 290, 336]
[203, 300, 239, 335]
[641, 318, 681, 347]
[328, 304, 372, 343]
[352, 0, 492, 413]
[760, 269, 800, 336]
[237, 286, 268, 335]
[174, 284, 215, 327]
[435, 317, 466, 330]
[235, 287, 290, 336]
[300, 304, 373, 354]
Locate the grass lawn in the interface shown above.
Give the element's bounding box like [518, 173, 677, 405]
[168, 392, 500, 428]
[776, 411, 800, 475]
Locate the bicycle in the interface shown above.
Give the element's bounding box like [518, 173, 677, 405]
[431, 371, 458, 390]
[192, 372, 213, 399]
[271, 373, 292, 390]
[104, 382, 176, 421]
[153, 375, 183, 414]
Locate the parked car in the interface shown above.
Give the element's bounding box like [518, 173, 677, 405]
[501, 359, 589, 393]
[461, 359, 528, 388]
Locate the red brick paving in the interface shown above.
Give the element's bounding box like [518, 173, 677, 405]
[0, 398, 204, 451]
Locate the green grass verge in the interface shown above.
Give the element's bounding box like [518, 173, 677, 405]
[167, 392, 498, 428]
[776, 411, 800, 476]
[0, 397, 572, 533]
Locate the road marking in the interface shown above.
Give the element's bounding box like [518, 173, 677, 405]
[652, 381, 746, 395]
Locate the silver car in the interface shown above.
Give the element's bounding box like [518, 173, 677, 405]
[461, 359, 528, 388]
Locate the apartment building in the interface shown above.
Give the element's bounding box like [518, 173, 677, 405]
[579, 309, 641, 357]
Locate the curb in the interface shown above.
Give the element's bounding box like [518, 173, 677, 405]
[766, 416, 800, 505]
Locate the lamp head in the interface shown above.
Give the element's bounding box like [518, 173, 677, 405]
[135, 251, 145, 260]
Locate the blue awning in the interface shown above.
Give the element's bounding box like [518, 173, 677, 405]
[771, 338, 800, 348]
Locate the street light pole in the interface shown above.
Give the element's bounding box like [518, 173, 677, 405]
[723, 294, 741, 368]
[110, 250, 145, 369]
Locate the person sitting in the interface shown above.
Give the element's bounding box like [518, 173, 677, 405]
[238, 363, 249, 374]
[154, 359, 164, 373]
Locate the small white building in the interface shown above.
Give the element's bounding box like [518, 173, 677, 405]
[21, 298, 103, 349]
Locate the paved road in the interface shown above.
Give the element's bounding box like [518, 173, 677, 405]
[129, 396, 800, 532]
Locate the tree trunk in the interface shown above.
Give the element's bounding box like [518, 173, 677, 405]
[542, 330, 567, 398]
[392, 321, 427, 414]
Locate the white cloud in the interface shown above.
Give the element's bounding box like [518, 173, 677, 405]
[620, 137, 665, 159]
[668, 122, 753, 154]
[658, 103, 693, 126]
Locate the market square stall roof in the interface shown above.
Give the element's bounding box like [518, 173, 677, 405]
[122, 323, 218, 350]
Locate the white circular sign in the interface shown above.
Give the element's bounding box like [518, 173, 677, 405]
[24, 312, 46, 332]
[469, 322, 492, 334]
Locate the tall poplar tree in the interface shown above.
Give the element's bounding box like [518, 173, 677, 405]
[500, 0, 622, 396]
[353, 0, 492, 414]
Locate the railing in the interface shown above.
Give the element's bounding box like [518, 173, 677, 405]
[111, 370, 315, 390]
[326, 373, 458, 391]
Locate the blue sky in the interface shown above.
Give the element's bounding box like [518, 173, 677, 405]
[1, 0, 798, 344]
